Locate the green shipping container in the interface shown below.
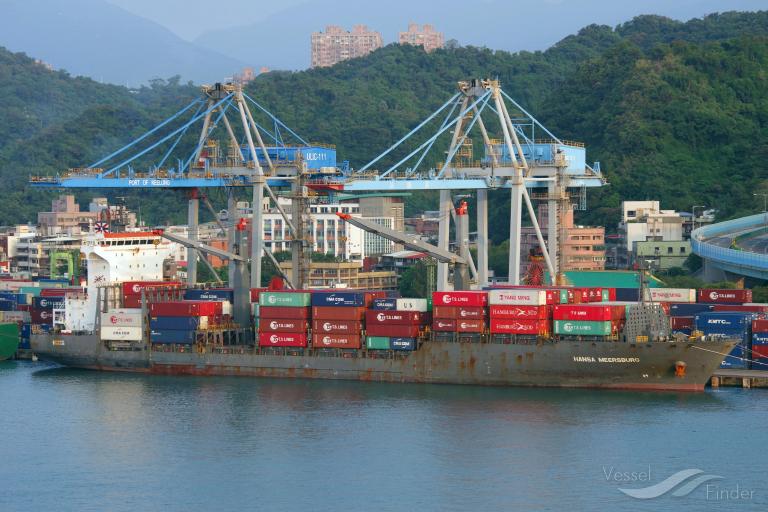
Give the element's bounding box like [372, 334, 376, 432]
[19, 286, 41, 297]
[601, 289, 610, 302]
[258, 292, 311, 307]
[0, 323, 19, 361]
[426, 297, 433, 311]
[559, 289, 570, 304]
[366, 336, 391, 350]
[554, 320, 613, 336]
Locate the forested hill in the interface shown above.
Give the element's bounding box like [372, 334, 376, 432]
[1, 11, 767, 230]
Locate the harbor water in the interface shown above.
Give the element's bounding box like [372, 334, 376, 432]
[2, 360, 766, 511]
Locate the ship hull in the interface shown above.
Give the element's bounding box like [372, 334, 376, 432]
[31, 333, 735, 391]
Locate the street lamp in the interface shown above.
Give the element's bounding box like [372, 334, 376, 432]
[753, 193, 768, 213]
[692, 205, 705, 235]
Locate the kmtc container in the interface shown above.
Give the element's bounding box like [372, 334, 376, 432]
[554, 320, 614, 336]
[313, 333, 361, 349]
[33, 297, 65, 310]
[258, 332, 308, 347]
[259, 319, 309, 333]
[366, 336, 391, 350]
[720, 344, 748, 369]
[752, 333, 768, 345]
[101, 309, 143, 328]
[365, 310, 427, 325]
[261, 306, 311, 319]
[259, 291, 312, 308]
[395, 298, 429, 312]
[490, 318, 550, 335]
[643, 288, 696, 303]
[366, 324, 422, 338]
[311, 291, 376, 307]
[184, 288, 234, 302]
[149, 301, 222, 317]
[489, 305, 550, 319]
[150, 316, 207, 330]
[312, 306, 366, 321]
[432, 291, 488, 307]
[669, 303, 714, 316]
[694, 312, 757, 334]
[489, 289, 547, 306]
[101, 326, 143, 341]
[390, 337, 416, 350]
[371, 298, 397, 310]
[697, 289, 752, 304]
[150, 329, 197, 344]
[311, 320, 363, 335]
[432, 306, 486, 319]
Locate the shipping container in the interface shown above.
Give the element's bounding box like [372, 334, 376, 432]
[390, 337, 417, 350]
[150, 316, 207, 330]
[694, 312, 757, 334]
[752, 333, 768, 345]
[719, 344, 748, 369]
[122, 281, 181, 297]
[311, 319, 363, 335]
[184, 288, 234, 302]
[671, 316, 694, 331]
[311, 291, 375, 307]
[432, 319, 457, 332]
[643, 288, 696, 303]
[150, 329, 197, 344]
[366, 336, 391, 350]
[101, 309, 143, 328]
[489, 289, 547, 306]
[259, 291, 312, 307]
[753, 319, 768, 333]
[250, 288, 267, 302]
[489, 305, 549, 319]
[752, 345, 768, 358]
[312, 333, 361, 349]
[31, 309, 54, 325]
[712, 304, 768, 313]
[490, 318, 549, 335]
[261, 306, 311, 319]
[432, 291, 487, 307]
[366, 324, 422, 338]
[258, 332, 308, 347]
[258, 318, 310, 333]
[101, 326, 143, 341]
[553, 305, 616, 322]
[312, 306, 365, 321]
[395, 298, 429, 312]
[148, 301, 222, 317]
[554, 320, 614, 336]
[698, 289, 752, 304]
[365, 310, 427, 325]
[669, 303, 714, 317]
[455, 319, 485, 333]
[432, 306, 486, 320]
[32, 297, 65, 310]
[615, 288, 640, 302]
[371, 298, 397, 310]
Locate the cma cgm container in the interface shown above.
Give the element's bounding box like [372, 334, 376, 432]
[312, 333, 361, 349]
[311, 291, 376, 308]
[697, 289, 752, 304]
[432, 291, 487, 307]
[489, 305, 549, 320]
[184, 288, 234, 303]
[258, 332, 308, 347]
[554, 320, 615, 336]
[490, 318, 549, 335]
[259, 292, 311, 308]
[432, 306, 486, 320]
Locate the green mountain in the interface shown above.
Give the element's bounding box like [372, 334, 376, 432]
[0, 11, 766, 236]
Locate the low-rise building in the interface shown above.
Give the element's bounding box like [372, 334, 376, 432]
[279, 261, 398, 290]
[617, 200, 686, 268]
[633, 240, 692, 271]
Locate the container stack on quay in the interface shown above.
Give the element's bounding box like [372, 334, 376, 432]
[258, 291, 312, 348]
[367, 297, 430, 351]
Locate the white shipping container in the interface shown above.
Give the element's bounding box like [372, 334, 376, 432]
[221, 301, 233, 315]
[0, 311, 30, 322]
[489, 289, 547, 306]
[100, 326, 143, 341]
[396, 298, 428, 312]
[101, 309, 143, 328]
[643, 288, 696, 303]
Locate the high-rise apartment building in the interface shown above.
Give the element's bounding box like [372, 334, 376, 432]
[398, 23, 444, 52]
[311, 25, 383, 68]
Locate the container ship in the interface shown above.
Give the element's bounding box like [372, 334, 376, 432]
[15, 231, 758, 391]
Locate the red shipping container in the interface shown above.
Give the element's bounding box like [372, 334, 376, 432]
[258, 332, 308, 347]
[697, 289, 752, 304]
[753, 319, 768, 333]
[124, 296, 141, 308]
[713, 304, 768, 313]
[311, 319, 363, 335]
[751, 345, 768, 359]
[40, 288, 83, 297]
[122, 281, 181, 297]
[31, 309, 54, 325]
[490, 305, 549, 319]
[250, 288, 267, 302]
[553, 304, 614, 322]
[671, 316, 694, 330]
[365, 310, 426, 325]
[587, 287, 603, 303]
[260, 306, 311, 319]
[456, 319, 486, 333]
[259, 318, 309, 333]
[149, 301, 222, 317]
[432, 306, 486, 319]
[366, 324, 422, 337]
[432, 291, 487, 307]
[312, 306, 365, 321]
[432, 319, 457, 332]
[312, 333, 361, 349]
[490, 318, 550, 335]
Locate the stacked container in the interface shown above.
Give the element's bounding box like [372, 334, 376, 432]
[431, 291, 488, 340]
[101, 308, 143, 341]
[367, 297, 430, 350]
[149, 301, 222, 345]
[694, 311, 757, 369]
[488, 289, 548, 337]
[697, 289, 753, 304]
[184, 288, 234, 326]
[258, 291, 311, 348]
[668, 303, 714, 336]
[311, 291, 381, 349]
[751, 319, 768, 368]
[122, 281, 181, 308]
[31, 296, 64, 326]
[552, 304, 625, 337]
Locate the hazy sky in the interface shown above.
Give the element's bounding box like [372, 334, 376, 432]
[109, 0, 766, 41]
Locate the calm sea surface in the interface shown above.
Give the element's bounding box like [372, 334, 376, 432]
[2, 360, 766, 511]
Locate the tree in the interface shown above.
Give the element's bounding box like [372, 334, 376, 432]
[399, 261, 432, 297]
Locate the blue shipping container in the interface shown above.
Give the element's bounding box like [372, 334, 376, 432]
[21, 324, 31, 337]
[615, 288, 640, 302]
[371, 298, 397, 310]
[694, 312, 757, 334]
[0, 300, 13, 311]
[0, 292, 16, 302]
[150, 329, 196, 344]
[183, 289, 234, 302]
[753, 333, 768, 345]
[15, 293, 29, 305]
[150, 316, 202, 330]
[720, 344, 748, 369]
[670, 303, 714, 317]
[311, 292, 368, 307]
[18, 339, 31, 350]
[390, 337, 417, 351]
[33, 297, 65, 310]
